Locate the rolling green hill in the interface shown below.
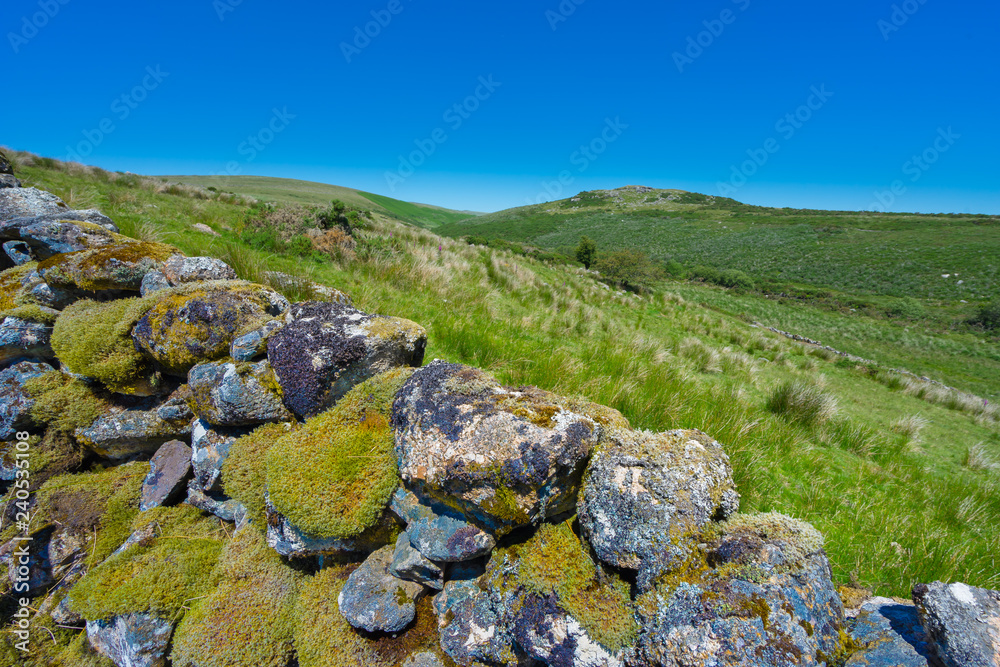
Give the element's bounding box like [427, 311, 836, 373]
[438, 186, 1000, 303]
[162, 174, 478, 228]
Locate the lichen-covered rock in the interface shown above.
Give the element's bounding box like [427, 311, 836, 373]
[187, 360, 292, 426]
[86, 613, 175, 667]
[912, 581, 1000, 667]
[265, 494, 399, 558]
[190, 418, 249, 493]
[76, 401, 194, 459]
[392, 361, 623, 534]
[186, 484, 246, 523]
[628, 512, 844, 667]
[338, 545, 425, 633]
[846, 597, 931, 667]
[267, 301, 425, 418]
[162, 255, 236, 284]
[2, 239, 31, 264]
[0, 174, 21, 189]
[0, 313, 55, 365]
[140, 270, 171, 296]
[230, 319, 284, 362]
[38, 241, 178, 293]
[514, 595, 625, 667]
[390, 531, 444, 590]
[579, 428, 740, 578]
[12, 265, 77, 310]
[0, 187, 68, 222]
[0, 150, 13, 175]
[1, 213, 125, 259]
[390, 487, 496, 563]
[264, 271, 353, 306]
[140, 440, 192, 511]
[0, 360, 52, 438]
[133, 281, 289, 376]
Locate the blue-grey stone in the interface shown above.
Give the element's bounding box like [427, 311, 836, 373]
[0, 360, 52, 439]
[140, 440, 192, 512]
[0, 315, 55, 366]
[230, 319, 284, 362]
[76, 402, 193, 460]
[390, 487, 495, 563]
[389, 532, 444, 590]
[186, 483, 245, 523]
[187, 360, 292, 427]
[2, 240, 32, 264]
[847, 597, 931, 667]
[190, 418, 249, 493]
[162, 255, 236, 285]
[140, 270, 171, 296]
[338, 545, 425, 634]
[912, 581, 1000, 667]
[86, 613, 174, 667]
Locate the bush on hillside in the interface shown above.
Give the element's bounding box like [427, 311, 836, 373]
[969, 300, 1000, 331]
[664, 259, 686, 278]
[594, 249, 662, 291]
[885, 297, 926, 321]
[688, 265, 754, 290]
[575, 236, 598, 269]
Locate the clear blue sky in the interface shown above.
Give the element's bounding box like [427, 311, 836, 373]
[4, 0, 998, 214]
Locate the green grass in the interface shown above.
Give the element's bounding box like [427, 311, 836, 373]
[7, 151, 1000, 598]
[161, 174, 477, 229]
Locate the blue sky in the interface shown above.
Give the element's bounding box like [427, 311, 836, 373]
[4, 0, 998, 213]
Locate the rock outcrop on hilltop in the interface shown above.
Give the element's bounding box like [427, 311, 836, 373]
[0, 179, 996, 667]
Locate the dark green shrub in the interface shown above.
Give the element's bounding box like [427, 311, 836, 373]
[970, 300, 1000, 331]
[575, 236, 597, 269]
[594, 250, 662, 291]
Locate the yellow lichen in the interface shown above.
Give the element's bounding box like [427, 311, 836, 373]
[38, 241, 178, 291]
[0, 262, 37, 310]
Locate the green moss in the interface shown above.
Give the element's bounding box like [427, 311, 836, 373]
[294, 566, 455, 667]
[0, 262, 37, 310]
[38, 241, 178, 292]
[26, 371, 110, 433]
[266, 369, 413, 540]
[223, 422, 298, 528]
[54, 632, 116, 667]
[68, 506, 227, 621]
[515, 520, 637, 651]
[816, 629, 866, 667]
[360, 315, 425, 343]
[51, 295, 160, 394]
[171, 528, 303, 667]
[0, 303, 58, 325]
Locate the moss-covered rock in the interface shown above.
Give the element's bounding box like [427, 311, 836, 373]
[0, 261, 38, 310]
[266, 301, 426, 418]
[0, 302, 59, 325]
[170, 527, 302, 667]
[265, 368, 412, 543]
[38, 241, 178, 292]
[51, 295, 161, 394]
[67, 505, 227, 621]
[133, 280, 289, 377]
[294, 565, 455, 667]
[25, 371, 110, 434]
[222, 421, 298, 528]
[0, 359, 52, 439]
[392, 360, 622, 534]
[187, 360, 293, 426]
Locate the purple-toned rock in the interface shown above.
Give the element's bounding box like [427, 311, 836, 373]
[0, 360, 52, 439]
[140, 440, 192, 511]
[2, 240, 31, 264]
[267, 301, 426, 418]
[390, 488, 495, 563]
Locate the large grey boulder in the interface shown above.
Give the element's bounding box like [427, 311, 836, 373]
[0, 187, 68, 222]
[390, 487, 495, 563]
[140, 440, 192, 511]
[846, 597, 931, 666]
[392, 361, 621, 534]
[514, 595, 624, 667]
[161, 255, 236, 285]
[187, 360, 292, 427]
[912, 581, 1000, 667]
[578, 428, 740, 579]
[267, 301, 426, 418]
[338, 545, 425, 634]
[86, 613, 174, 667]
[0, 313, 55, 366]
[0, 360, 52, 439]
[0, 175, 20, 189]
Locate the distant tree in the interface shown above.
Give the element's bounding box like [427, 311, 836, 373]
[664, 259, 686, 279]
[970, 300, 1000, 331]
[575, 236, 598, 269]
[594, 249, 662, 291]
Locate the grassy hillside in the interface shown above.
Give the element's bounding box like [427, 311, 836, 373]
[6, 151, 1000, 599]
[162, 174, 477, 228]
[438, 186, 1000, 303]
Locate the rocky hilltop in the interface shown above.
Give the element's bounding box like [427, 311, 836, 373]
[0, 150, 998, 667]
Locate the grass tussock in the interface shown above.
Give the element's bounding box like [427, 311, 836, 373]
[766, 380, 839, 426]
